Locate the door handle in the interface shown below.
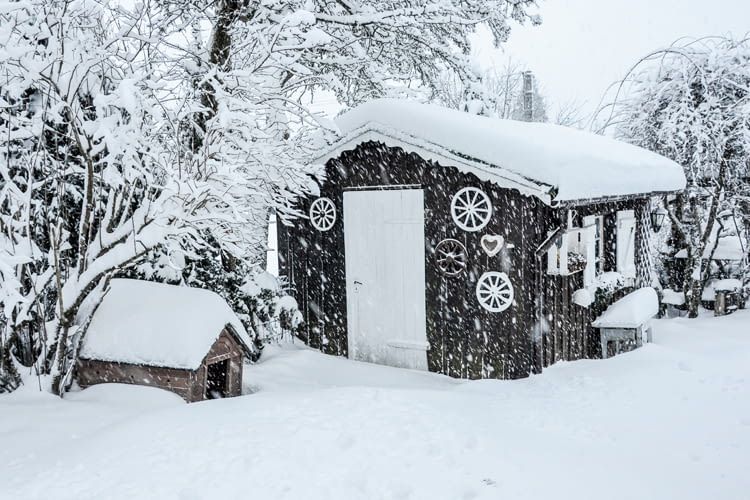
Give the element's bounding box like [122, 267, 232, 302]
[353, 280, 362, 292]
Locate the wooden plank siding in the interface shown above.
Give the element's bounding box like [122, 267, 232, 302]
[77, 359, 194, 400]
[278, 141, 654, 379]
[77, 327, 245, 402]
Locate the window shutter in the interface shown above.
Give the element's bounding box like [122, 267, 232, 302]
[582, 219, 597, 286]
[558, 232, 569, 275]
[616, 211, 636, 278]
[547, 241, 558, 274]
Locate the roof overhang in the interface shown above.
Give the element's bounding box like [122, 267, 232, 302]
[556, 190, 684, 208]
[311, 124, 555, 204]
[224, 323, 254, 359]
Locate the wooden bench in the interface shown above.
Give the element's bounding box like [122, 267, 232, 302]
[592, 287, 658, 359]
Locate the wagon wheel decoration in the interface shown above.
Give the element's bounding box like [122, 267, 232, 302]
[475, 271, 514, 312]
[450, 187, 492, 232]
[435, 239, 467, 276]
[309, 197, 336, 231]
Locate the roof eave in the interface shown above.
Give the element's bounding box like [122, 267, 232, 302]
[77, 355, 196, 371]
[554, 189, 684, 208]
[311, 124, 684, 207]
[311, 125, 554, 204]
[223, 323, 254, 358]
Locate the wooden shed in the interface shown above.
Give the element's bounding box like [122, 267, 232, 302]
[277, 99, 686, 379]
[77, 279, 253, 402]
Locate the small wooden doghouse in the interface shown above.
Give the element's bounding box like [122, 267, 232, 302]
[278, 99, 687, 380]
[77, 279, 253, 402]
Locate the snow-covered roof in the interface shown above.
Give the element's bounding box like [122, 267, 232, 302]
[675, 231, 746, 260]
[592, 287, 659, 329]
[700, 279, 745, 301]
[661, 289, 686, 306]
[703, 278, 743, 302]
[80, 279, 252, 369]
[713, 278, 743, 291]
[313, 99, 686, 204]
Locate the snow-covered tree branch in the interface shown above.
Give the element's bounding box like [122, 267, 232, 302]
[606, 37, 750, 316]
[0, 0, 539, 393]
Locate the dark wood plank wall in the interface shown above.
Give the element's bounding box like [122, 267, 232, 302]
[77, 359, 194, 400]
[278, 142, 541, 379]
[278, 141, 653, 379]
[536, 199, 648, 367]
[192, 328, 245, 402]
[77, 327, 245, 402]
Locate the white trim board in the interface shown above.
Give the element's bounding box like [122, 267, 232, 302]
[312, 125, 554, 204]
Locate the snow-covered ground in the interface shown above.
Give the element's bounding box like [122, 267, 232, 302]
[2, 311, 749, 500]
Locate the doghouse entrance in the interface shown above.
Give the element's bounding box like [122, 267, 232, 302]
[205, 359, 229, 399]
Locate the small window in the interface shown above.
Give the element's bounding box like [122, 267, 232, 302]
[547, 216, 604, 279]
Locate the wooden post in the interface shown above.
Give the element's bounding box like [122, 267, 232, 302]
[715, 291, 726, 316]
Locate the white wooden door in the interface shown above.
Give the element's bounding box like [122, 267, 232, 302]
[343, 189, 428, 370]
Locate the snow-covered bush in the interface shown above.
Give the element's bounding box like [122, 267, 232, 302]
[0, 0, 315, 394]
[242, 272, 303, 353]
[584, 272, 634, 322]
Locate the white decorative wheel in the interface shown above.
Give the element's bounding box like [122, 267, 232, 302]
[309, 197, 336, 231]
[435, 239, 467, 276]
[451, 187, 492, 232]
[475, 271, 514, 312]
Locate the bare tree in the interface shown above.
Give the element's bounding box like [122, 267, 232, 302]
[432, 58, 548, 121]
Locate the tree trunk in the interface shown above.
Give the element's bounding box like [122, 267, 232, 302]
[680, 156, 728, 318]
[193, 0, 251, 152]
[684, 257, 704, 318]
[0, 333, 22, 393]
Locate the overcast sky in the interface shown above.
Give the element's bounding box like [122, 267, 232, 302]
[473, 0, 750, 120]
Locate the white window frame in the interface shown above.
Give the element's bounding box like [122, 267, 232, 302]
[546, 214, 605, 283]
[616, 210, 636, 280]
[583, 215, 604, 275]
[547, 232, 570, 275]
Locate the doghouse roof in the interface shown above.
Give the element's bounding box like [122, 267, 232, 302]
[79, 279, 252, 369]
[313, 99, 686, 205]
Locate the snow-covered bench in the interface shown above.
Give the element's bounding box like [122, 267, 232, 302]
[592, 287, 659, 358]
[661, 288, 686, 318]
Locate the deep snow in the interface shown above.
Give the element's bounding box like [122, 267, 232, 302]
[2, 311, 749, 500]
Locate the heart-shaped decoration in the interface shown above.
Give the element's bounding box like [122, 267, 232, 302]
[481, 234, 504, 257]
